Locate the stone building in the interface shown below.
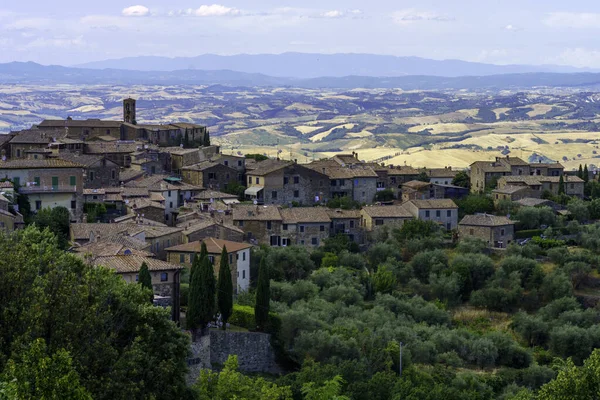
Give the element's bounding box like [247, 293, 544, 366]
[280, 207, 331, 247]
[38, 118, 123, 141]
[245, 159, 329, 206]
[84, 142, 139, 167]
[360, 205, 413, 231]
[8, 129, 62, 159]
[182, 161, 238, 190]
[426, 167, 459, 185]
[57, 153, 120, 188]
[327, 208, 363, 244]
[0, 193, 23, 233]
[401, 180, 439, 202]
[232, 204, 283, 245]
[91, 254, 183, 322]
[0, 158, 85, 220]
[166, 237, 252, 292]
[403, 199, 459, 230]
[126, 198, 166, 225]
[459, 214, 515, 248]
[497, 175, 584, 199]
[180, 219, 244, 243]
[210, 153, 246, 182]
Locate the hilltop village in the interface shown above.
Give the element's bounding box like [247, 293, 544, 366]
[0, 98, 590, 313]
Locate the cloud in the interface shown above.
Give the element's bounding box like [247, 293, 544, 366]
[321, 10, 344, 18]
[122, 5, 150, 17]
[544, 12, 600, 28]
[504, 24, 522, 31]
[193, 4, 240, 17]
[392, 9, 453, 25]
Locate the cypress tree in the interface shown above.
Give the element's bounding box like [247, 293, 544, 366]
[191, 242, 208, 282]
[578, 164, 584, 179]
[188, 256, 216, 338]
[217, 246, 233, 330]
[183, 131, 190, 148]
[138, 262, 153, 304]
[559, 174, 565, 195]
[584, 164, 589, 183]
[204, 130, 210, 147]
[255, 257, 270, 332]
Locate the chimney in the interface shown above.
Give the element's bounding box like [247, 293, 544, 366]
[355, 152, 358, 159]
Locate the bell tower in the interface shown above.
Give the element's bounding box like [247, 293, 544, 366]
[123, 98, 136, 124]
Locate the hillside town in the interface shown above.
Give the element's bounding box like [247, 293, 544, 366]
[0, 99, 592, 318]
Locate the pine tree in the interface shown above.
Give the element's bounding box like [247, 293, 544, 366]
[584, 164, 589, 183]
[204, 129, 210, 147]
[255, 257, 270, 332]
[558, 174, 565, 195]
[188, 256, 216, 338]
[217, 246, 233, 330]
[578, 164, 584, 179]
[138, 262, 153, 304]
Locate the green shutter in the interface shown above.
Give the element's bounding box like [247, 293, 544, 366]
[70, 176, 76, 186]
[51, 176, 58, 188]
[34, 177, 40, 186]
[13, 177, 19, 188]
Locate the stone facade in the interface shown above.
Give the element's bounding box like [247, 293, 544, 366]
[403, 199, 459, 230]
[182, 162, 238, 190]
[459, 215, 515, 248]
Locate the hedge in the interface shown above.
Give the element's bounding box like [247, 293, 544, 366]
[229, 304, 281, 334]
[515, 230, 544, 239]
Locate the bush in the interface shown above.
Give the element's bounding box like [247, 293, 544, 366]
[180, 283, 189, 308]
[229, 304, 281, 333]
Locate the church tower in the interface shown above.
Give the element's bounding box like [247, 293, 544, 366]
[123, 98, 136, 124]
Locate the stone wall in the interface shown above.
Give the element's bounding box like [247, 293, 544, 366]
[186, 330, 283, 384]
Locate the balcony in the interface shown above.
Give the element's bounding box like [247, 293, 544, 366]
[19, 185, 78, 194]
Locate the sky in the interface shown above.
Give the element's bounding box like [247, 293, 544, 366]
[1, 0, 600, 67]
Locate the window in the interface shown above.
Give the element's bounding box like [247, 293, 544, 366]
[570, 184, 574, 189]
[155, 242, 160, 252]
[160, 272, 168, 282]
[242, 270, 246, 279]
[16, 149, 21, 158]
[111, 170, 116, 180]
[89, 171, 94, 181]
[294, 176, 299, 184]
[284, 177, 289, 185]
[166, 239, 170, 247]
[33, 155, 38, 160]
[320, 225, 325, 232]
[248, 177, 252, 184]
[500, 229, 505, 236]
[208, 256, 215, 264]
[191, 253, 195, 263]
[238, 160, 242, 167]
[271, 191, 278, 199]
[169, 202, 173, 208]
[70, 176, 76, 186]
[436, 210, 441, 218]
[242, 251, 246, 261]
[375, 219, 384, 226]
[283, 224, 288, 231]
[447, 210, 452, 217]
[35, 200, 42, 210]
[349, 220, 355, 228]
[92, 195, 98, 200]
[267, 221, 272, 230]
[226, 174, 230, 180]
[238, 220, 244, 227]
[282, 238, 289, 246]
[469, 229, 474, 235]
[168, 190, 171, 197]
[180, 254, 185, 263]
[135, 274, 139, 282]
[256, 177, 260, 184]
[229, 254, 233, 264]
[311, 237, 318, 245]
[300, 225, 305, 233]
[224, 160, 229, 166]
[208, 172, 216, 180]
[425, 210, 430, 218]
[13, 177, 19, 187]
[294, 190, 299, 198]
[340, 179, 345, 186]
[71, 200, 76, 209]
[34, 177, 40, 186]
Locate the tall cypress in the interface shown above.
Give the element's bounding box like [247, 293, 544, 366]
[255, 257, 270, 332]
[188, 256, 216, 338]
[191, 241, 208, 282]
[578, 164, 584, 179]
[184, 131, 190, 148]
[138, 262, 153, 304]
[217, 246, 233, 330]
[558, 174, 565, 195]
[584, 164, 589, 183]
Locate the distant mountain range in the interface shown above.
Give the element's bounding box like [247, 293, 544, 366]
[75, 52, 596, 78]
[4, 61, 600, 90]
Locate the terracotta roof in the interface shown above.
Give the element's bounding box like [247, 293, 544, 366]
[459, 214, 515, 227]
[119, 169, 145, 183]
[71, 223, 130, 241]
[84, 188, 106, 195]
[92, 255, 183, 274]
[387, 166, 420, 176]
[402, 180, 431, 189]
[9, 129, 61, 144]
[121, 187, 150, 197]
[280, 207, 331, 223]
[305, 160, 356, 179]
[114, 215, 167, 226]
[72, 241, 153, 257]
[166, 237, 252, 254]
[247, 159, 292, 176]
[470, 161, 511, 173]
[0, 134, 14, 146]
[194, 190, 238, 200]
[182, 161, 224, 171]
[39, 119, 123, 128]
[0, 159, 85, 169]
[56, 153, 108, 167]
[326, 209, 361, 219]
[333, 154, 361, 165]
[84, 142, 139, 154]
[492, 185, 528, 195]
[361, 205, 413, 218]
[124, 224, 182, 239]
[232, 205, 282, 221]
[427, 168, 459, 178]
[128, 198, 165, 210]
[406, 199, 458, 209]
[503, 157, 529, 166]
[532, 163, 564, 169]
